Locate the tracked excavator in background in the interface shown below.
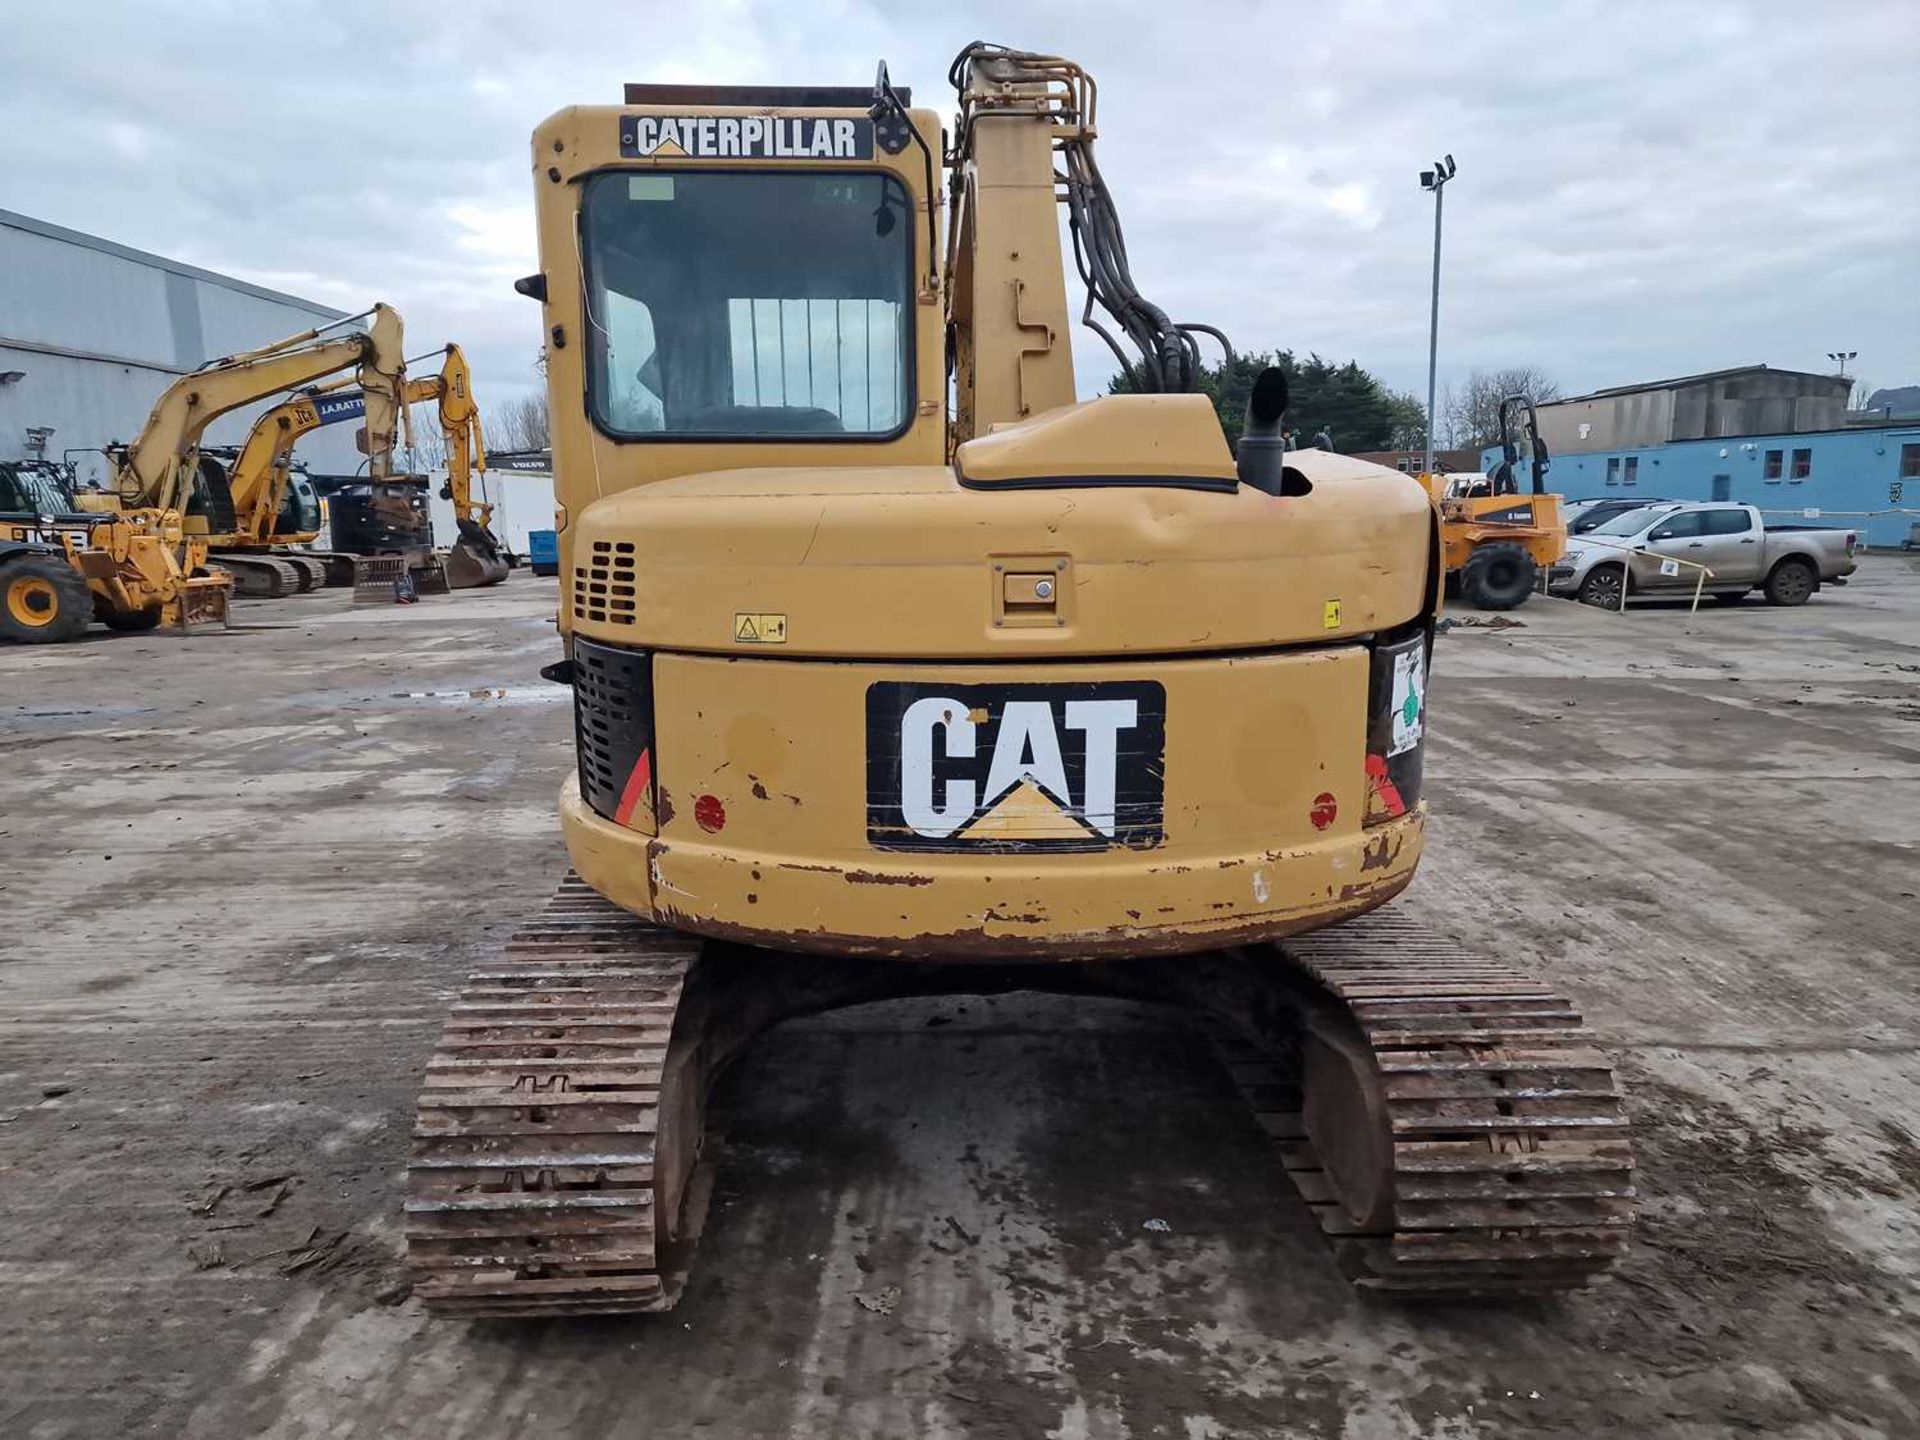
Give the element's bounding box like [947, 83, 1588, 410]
[204, 342, 510, 591]
[103, 304, 409, 598]
[405, 44, 1635, 1316]
[196, 390, 375, 595]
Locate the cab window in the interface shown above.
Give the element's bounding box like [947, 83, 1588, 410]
[581, 170, 915, 440]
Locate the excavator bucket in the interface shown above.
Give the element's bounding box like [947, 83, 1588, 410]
[443, 519, 511, 589]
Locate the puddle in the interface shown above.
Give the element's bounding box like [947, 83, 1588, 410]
[386, 686, 568, 707]
[4, 704, 161, 728]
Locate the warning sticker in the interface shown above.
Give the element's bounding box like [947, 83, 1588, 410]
[1388, 647, 1425, 757]
[734, 613, 788, 644]
[1658, 558, 1681, 577]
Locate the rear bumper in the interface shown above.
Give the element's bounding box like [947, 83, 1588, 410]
[560, 773, 1426, 960]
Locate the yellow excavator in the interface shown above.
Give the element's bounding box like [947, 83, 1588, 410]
[404, 45, 1634, 1316]
[204, 342, 509, 591]
[197, 385, 378, 594]
[104, 304, 409, 597]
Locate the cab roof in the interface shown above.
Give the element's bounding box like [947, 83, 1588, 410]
[622, 84, 909, 108]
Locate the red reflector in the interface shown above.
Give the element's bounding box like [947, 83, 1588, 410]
[694, 793, 727, 832]
[1310, 792, 1338, 830]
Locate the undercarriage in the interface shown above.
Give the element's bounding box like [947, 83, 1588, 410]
[209, 549, 339, 596]
[405, 877, 1633, 1316]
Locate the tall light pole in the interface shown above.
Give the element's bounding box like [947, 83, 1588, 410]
[1420, 155, 1457, 476]
[1826, 350, 1856, 376]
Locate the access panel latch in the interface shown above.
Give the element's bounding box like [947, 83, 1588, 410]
[992, 557, 1071, 629]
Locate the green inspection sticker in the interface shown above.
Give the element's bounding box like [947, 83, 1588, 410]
[1390, 649, 1425, 757]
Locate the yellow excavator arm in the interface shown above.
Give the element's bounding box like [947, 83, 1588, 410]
[402, 343, 509, 586]
[112, 304, 406, 518]
[207, 336, 507, 588]
[409, 343, 492, 534]
[218, 336, 487, 548]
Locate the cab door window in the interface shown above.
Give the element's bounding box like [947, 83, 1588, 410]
[1640, 511, 1705, 586]
[1646, 512, 1705, 542]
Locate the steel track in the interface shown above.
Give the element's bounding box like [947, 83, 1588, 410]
[406, 882, 1633, 1315]
[1221, 914, 1635, 1294]
[405, 879, 701, 1317]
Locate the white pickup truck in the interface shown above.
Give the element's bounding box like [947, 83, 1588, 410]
[1547, 502, 1859, 608]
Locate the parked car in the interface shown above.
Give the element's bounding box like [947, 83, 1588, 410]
[1547, 502, 1858, 608]
[1563, 496, 1672, 535]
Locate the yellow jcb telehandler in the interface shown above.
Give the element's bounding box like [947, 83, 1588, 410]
[402, 45, 1634, 1317]
[0, 459, 228, 642]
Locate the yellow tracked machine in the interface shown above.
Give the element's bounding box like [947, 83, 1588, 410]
[405, 45, 1635, 1315]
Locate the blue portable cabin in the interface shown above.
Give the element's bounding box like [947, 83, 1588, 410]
[1480, 366, 1920, 548]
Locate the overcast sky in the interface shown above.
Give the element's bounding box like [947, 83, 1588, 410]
[6, 1, 1917, 426]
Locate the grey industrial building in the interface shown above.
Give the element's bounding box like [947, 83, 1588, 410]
[1528, 366, 1852, 454]
[0, 208, 364, 486]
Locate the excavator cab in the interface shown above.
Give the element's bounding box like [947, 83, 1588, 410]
[277, 466, 323, 539]
[581, 169, 913, 439]
[534, 66, 1433, 949]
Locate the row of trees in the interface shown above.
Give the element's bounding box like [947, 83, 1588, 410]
[486, 393, 552, 452]
[405, 392, 551, 471]
[1110, 352, 1559, 454]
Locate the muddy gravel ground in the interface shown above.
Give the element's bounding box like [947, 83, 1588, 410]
[2, 560, 1917, 1439]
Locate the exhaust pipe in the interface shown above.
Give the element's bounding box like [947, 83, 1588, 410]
[1237, 367, 1307, 497]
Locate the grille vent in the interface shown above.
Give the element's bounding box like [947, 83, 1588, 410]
[572, 640, 652, 820]
[572, 538, 637, 625]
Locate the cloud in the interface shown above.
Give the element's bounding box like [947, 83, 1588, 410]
[3, 0, 1916, 417]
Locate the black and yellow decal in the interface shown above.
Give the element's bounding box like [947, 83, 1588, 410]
[866, 681, 1166, 852]
[619, 115, 875, 161]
